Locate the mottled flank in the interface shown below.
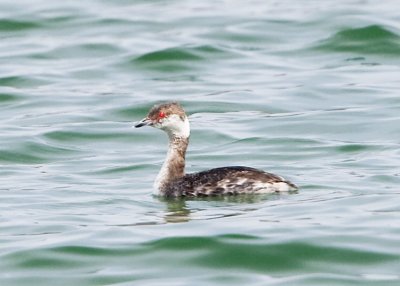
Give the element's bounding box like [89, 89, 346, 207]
[163, 166, 298, 198]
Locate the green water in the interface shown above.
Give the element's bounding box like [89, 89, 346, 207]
[1, 0, 400, 285]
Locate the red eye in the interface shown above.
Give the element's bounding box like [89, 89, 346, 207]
[158, 111, 166, 119]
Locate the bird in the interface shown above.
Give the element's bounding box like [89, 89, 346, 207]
[135, 102, 298, 197]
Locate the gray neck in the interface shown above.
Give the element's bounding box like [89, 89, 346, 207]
[154, 135, 189, 195]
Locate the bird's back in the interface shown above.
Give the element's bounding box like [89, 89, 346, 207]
[163, 166, 297, 197]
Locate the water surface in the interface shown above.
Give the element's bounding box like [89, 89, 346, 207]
[1, 0, 400, 285]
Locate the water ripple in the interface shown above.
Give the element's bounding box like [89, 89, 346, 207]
[128, 45, 230, 72]
[316, 25, 400, 56]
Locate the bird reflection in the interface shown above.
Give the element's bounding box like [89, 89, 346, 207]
[157, 192, 295, 223]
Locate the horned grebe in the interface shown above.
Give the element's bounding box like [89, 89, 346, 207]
[135, 102, 298, 197]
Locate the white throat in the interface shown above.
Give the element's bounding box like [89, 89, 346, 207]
[161, 114, 190, 139]
[153, 143, 176, 195]
[153, 115, 190, 195]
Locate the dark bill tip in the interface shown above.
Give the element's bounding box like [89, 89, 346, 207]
[134, 118, 152, 128]
[134, 122, 146, 128]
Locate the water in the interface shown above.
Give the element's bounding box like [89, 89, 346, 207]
[1, 0, 400, 285]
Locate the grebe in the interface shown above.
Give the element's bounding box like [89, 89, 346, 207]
[135, 102, 298, 197]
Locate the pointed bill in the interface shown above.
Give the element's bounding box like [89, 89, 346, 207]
[134, 117, 153, 128]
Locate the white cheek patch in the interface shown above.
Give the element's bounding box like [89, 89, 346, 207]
[161, 115, 190, 138]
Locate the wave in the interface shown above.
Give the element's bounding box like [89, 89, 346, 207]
[314, 25, 400, 56]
